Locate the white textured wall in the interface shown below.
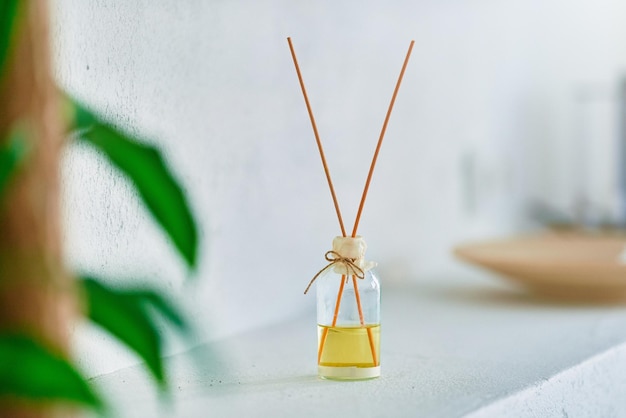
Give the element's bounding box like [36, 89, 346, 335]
[52, 0, 626, 377]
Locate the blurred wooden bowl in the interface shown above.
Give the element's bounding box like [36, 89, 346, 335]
[454, 232, 626, 299]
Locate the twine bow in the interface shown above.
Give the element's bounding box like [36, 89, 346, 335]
[304, 250, 365, 294]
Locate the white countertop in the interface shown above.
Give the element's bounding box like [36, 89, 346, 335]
[92, 273, 626, 417]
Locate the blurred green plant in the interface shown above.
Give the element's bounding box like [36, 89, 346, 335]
[73, 101, 198, 269]
[80, 276, 191, 390]
[0, 4, 201, 414]
[0, 335, 103, 411]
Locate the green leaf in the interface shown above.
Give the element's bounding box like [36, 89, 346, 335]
[0, 0, 22, 75]
[0, 123, 29, 197]
[70, 98, 199, 270]
[0, 334, 103, 410]
[81, 277, 164, 386]
[81, 277, 186, 389]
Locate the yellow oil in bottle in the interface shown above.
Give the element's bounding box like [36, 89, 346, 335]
[317, 324, 380, 380]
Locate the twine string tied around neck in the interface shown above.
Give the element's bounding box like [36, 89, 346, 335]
[304, 250, 365, 294]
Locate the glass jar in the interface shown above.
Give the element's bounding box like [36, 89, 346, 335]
[314, 236, 380, 380]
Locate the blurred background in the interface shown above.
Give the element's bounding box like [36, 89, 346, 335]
[52, 0, 626, 377]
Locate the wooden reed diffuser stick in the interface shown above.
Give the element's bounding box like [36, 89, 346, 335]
[351, 40, 415, 238]
[347, 40, 415, 366]
[287, 37, 350, 364]
[287, 37, 347, 237]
